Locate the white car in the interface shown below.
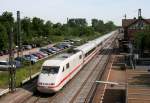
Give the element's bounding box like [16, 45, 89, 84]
[0, 61, 9, 71]
[0, 61, 18, 71]
[63, 40, 74, 44]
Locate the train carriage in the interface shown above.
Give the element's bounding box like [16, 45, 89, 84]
[37, 31, 117, 93]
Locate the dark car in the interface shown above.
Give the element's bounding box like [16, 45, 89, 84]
[32, 53, 43, 59]
[15, 56, 37, 64]
[60, 44, 69, 48]
[59, 44, 68, 49]
[50, 47, 60, 52]
[40, 48, 51, 55]
[54, 44, 65, 50]
[47, 48, 56, 54]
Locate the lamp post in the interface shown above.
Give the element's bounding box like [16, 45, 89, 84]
[8, 28, 16, 92]
[29, 52, 32, 80]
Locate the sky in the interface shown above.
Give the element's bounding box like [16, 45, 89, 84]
[0, 0, 150, 26]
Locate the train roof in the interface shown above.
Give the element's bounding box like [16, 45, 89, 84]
[74, 31, 115, 54]
[55, 53, 73, 60]
[42, 53, 74, 66]
[74, 42, 96, 54]
[42, 60, 62, 66]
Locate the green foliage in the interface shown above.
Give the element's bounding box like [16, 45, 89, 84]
[92, 19, 116, 34]
[68, 18, 87, 27]
[135, 31, 150, 50]
[0, 11, 117, 51]
[0, 23, 8, 50]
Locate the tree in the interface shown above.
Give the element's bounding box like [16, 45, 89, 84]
[92, 19, 99, 28]
[0, 11, 14, 34]
[0, 11, 14, 25]
[21, 17, 31, 35]
[32, 17, 44, 36]
[68, 18, 87, 27]
[53, 23, 62, 28]
[0, 11, 117, 50]
[134, 31, 150, 56]
[0, 23, 8, 50]
[104, 21, 116, 32]
[43, 21, 53, 36]
[0, 11, 14, 50]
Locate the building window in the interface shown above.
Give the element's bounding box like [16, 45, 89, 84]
[66, 63, 69, 69]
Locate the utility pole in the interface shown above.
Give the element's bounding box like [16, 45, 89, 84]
[17, 11, 22, 58]
[124, 14, 127, 19]
[8, 28, 16, 92]
[138, 9, 142, 30]
[67, 17, 69, 24]
[138, 8, 142, 19]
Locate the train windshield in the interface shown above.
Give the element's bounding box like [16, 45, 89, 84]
[42, 66, 60, 74]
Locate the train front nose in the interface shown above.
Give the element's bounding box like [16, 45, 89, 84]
[37, 83, 56, 93]
[37, 74, 58, 93]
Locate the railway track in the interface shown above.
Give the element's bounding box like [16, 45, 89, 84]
[70, 46, 112, 103]
[20, 49, 108, 103]
[76, 39, 117, 103]
[0, 34, 118, 103]
[85, 38, 118, 103]
[18, 39, 113, 103]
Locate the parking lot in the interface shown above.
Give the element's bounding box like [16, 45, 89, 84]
[0, 41, 74, 71]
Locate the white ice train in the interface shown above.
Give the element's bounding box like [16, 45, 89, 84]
[37, 31, 117, 93]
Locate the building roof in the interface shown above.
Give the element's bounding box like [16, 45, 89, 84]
[122, 18, 150, 28]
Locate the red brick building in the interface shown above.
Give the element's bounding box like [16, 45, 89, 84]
[122, 18, 150, 41]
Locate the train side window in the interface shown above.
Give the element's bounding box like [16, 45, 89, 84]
[79, 55, 82, 59]
[66, 63, 69, 69]
[62, 67, 65, 72]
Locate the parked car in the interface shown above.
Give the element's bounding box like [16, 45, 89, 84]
[35, 52, 45, 58]
[15, 57, 28, 62]
[23, 45, 32, 50]
[15, 56, 36, 65]
[63, 40, 74, 44]
[47, 48, 56, 54]
[61, 43, 72, 48]
[38, 52, 48, 57]
[40, 48, 51, 55]
[0, 61, 9, 71]
[54, 44, 65, 50]
[24, 55, 38, 63]
[50, 47, 60, 52]
[13, 61, 22, 68]
[0, 60, 22, 71]
[32, 53, 43, 59]
[59, 44, 68, 49]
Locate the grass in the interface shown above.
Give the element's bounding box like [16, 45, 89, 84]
[0, 59, 44, 88]
[0, 72, 9, 88]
